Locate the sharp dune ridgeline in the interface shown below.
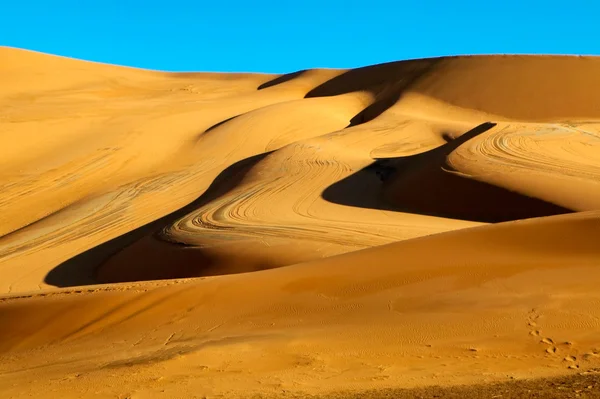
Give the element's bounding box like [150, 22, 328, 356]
[1, 47, 600, 398]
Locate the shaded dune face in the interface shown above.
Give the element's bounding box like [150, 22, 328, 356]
[371, 122, 572, 223]
[3, 48, 600, 398]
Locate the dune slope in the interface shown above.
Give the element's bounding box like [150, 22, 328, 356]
[1, 48, 600, 398]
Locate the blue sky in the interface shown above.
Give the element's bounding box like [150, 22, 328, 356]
[1, 1, 598, 73]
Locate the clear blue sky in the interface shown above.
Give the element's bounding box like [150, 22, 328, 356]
[1, 1, 598, 73]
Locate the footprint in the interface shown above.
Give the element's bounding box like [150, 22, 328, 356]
[546, 347, 557, 355]
[564, 355, 576, 362]
[540, 338, 555, 345]
[530, 330, 541, 337]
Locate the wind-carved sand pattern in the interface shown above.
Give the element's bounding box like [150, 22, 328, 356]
[1, 48, 600, 398]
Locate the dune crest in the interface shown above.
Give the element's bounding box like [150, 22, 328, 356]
[1, 47, 600, 398]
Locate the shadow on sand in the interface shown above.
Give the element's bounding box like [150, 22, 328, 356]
[322, 122, 572, 223]
[44, 152, 272, 288]
[257, 70, 308, 90]
[258, 59, 441, 129]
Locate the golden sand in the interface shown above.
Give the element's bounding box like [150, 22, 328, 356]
[1, 48, 600, 398]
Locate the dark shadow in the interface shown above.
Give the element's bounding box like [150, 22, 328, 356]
[94, 235, 284, 284]
[257, 70, 307, 90]
[322, 122, 573, 223]
[45, 152, 273, 288]
[305, 59, 438, 98]
[347, 90, 403, 127]
[204, 114, 240, 133]
[260, 60, 444, 129]
[306, 59, 440, 129]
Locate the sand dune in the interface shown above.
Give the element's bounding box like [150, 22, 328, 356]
[1, 47, 600, 398]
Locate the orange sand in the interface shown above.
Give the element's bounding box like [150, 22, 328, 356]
[1, 47, 600, 398]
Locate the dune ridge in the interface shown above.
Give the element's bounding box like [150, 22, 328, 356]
[1, 47, 600, 398]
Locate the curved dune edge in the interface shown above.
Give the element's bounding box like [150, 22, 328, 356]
[2, 48, 600, 397]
